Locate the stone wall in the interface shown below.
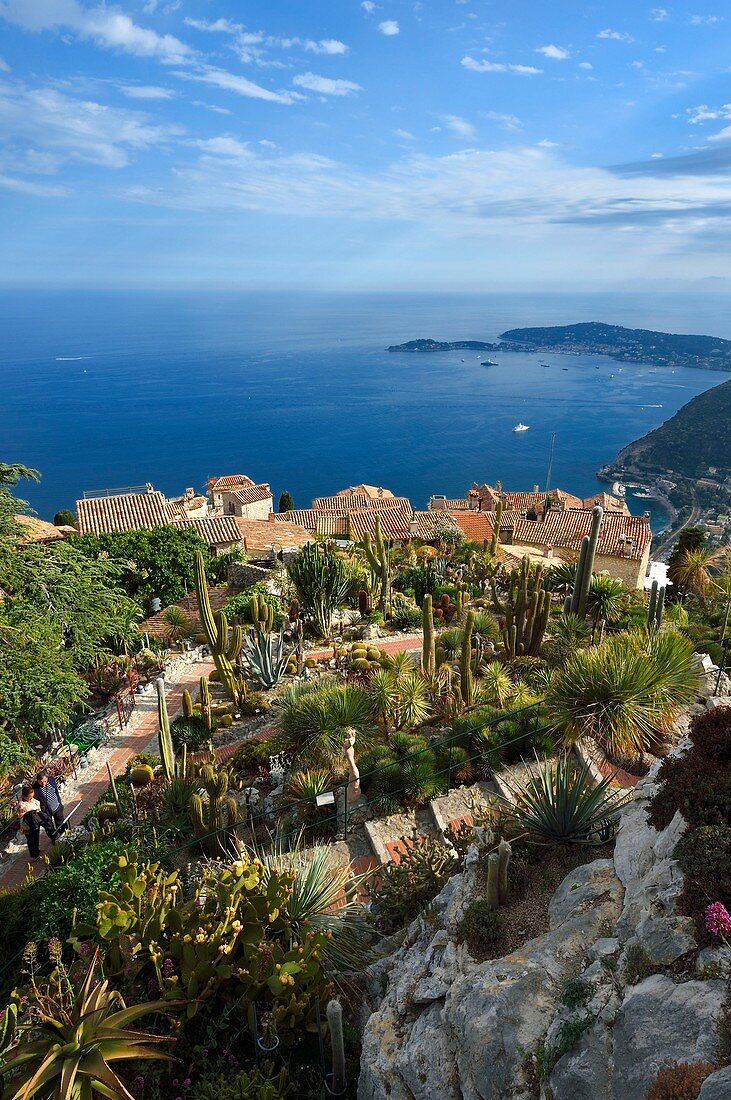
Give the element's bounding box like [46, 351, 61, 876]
[228, 562, 272, 590]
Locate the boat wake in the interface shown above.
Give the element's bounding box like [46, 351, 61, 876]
[55, 356, 88, 361]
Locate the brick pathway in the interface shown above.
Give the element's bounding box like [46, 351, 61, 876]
[0, 660, 215, 891]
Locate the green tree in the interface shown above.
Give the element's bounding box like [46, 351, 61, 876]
[53, 508, 75, 527]
[278, 490, 295, 512]
[71, 526, 211, 608]
[667, 527, 706, 592]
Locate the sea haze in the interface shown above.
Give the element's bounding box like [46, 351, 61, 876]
[2, 290, 729, 530]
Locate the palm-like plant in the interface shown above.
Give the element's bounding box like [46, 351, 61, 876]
[544, 613, 592, 666]
[479, 661, 513, 707]
[281, 768, 334, 824]
[503, 753, 630, 843]
[587, 574, 625, 629]
[162, 605, 191, 644]
[670, 547, 725, 602]
[2, 949, 172, 1100]
[286, 543, 350, 637]
[277, 681, 374, 767]
[546, 629, 699, 758]
[544, 560, 577, 596]
[370, 661, 431, 732]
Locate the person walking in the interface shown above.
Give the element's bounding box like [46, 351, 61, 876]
[18, 784, 44, 862]
[33, 769, 66, 841]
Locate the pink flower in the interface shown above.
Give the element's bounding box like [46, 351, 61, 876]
[705, 902, 731, 938]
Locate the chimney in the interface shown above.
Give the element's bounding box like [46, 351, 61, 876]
[184, 487, 194, 500]
[268, 512, 276, 522]
[533, 484, 539, 493]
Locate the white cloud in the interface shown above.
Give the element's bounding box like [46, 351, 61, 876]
[597, 29, 635, 41]
[174, 66, 301, 104]
[0, 172, 68, 195]
[120, 85, 174, 100]
[259, 138, 277, 149]
[361, 1, 376, 11]
[184, 20, 349, 59]
[442, 114, 476, 139]
[686, 103, 731, 123]
[293, 72, 362, 96]
[481, 110, 522, 131]
[305, 38, 349, 54]
[378, 20, 400, 35]
[394, 128, 415, 140]
[536, 44, 569, 60]
[536, 139, 560, 147]
[184, 17, 244, 34]
[579, 61, 593, 69]
[195, 136, 249, 157]
[462, 56, 542, 75]
[0, 80, 178, 172]
[689, 14, 724, 24]
[709, 125, 731, 141]
[0, 0, 193, 63]
[650, 8, 669, 20]
[0, 56, 9, 72]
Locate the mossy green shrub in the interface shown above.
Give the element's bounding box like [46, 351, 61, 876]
[223, 585, 283, 628]
[359, 733, 444, 813]
[459, 900, 502, 956]
[675, 825, 731, 912]
[391, 604, 422, 631]
[194, 1064, 294, 1100]
[648, 707, 731, 831]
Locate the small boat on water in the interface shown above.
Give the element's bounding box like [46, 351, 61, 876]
[562, 367, 569, 371]
[481, 359, 497, 366]
[512, 423, 530, 433]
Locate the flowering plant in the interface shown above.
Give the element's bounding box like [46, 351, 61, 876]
[705, 901, 731, 946]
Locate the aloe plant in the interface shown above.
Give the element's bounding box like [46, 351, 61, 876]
[241, 629, 290, 689]
[1, 949, 172, 1100]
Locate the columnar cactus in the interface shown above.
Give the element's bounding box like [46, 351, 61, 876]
[489, 500, 503, 557]
[199, 674, 212, 730]
[189, 764, 239, 857]
[182, 689, 194, 719]
[106, 761, 122, 818]
[490, 556, 550, 659]
[194, 550, 242, 705]
[363, 515, 390, 616]
[249, 594, 275, 635]
[422, 594, 435, 675]
[647, 579, 666, 632]
[485, 837, 512, 909]
[326, 999, 347, 1096]
[155, 677, 175, 782]
[569, 506, 604, 618]
[460, 610, 475, 707]
[358, 589, 371, 618]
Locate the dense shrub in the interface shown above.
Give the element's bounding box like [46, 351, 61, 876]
[675, 825, 731, 909]
[648, 754, 731, 831]
[696, 641, 726, 666]
[686, 706, 731, 765]
[459, 900, 502, 956]
[171, 713, 211, 752]
[369, 834, 459, 933]
[646, 1061, 716, 1100]
[391, 604, 423, 632]
[223, 584, 284, 628]
[360, 734, 444, 812]
[194, 1064, 294, 1100]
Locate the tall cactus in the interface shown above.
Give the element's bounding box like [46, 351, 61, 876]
[647, 580, 665, 633]
[182, 689, 194, 719]
[569, 506, 604, 618]
[326, 999, 347, 1096]
[199, 674, 212, 730]
[460, 610, 475, 707]
[490, 556, 550, 659]
[489, 500, 503, 557]
[421, 594, 435, 675]
[249, 594, 274, 635]
[155, 677, 175, 782]
[485, 837, 512, 910]
[194, 550, 242, 705]
[189, 764, 239, 857]
[106, 761, 122, 818]
[363, 515, 390, 616]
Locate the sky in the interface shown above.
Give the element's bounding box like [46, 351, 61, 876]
[2, 1, 731, 290]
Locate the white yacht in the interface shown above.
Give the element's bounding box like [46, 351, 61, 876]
[512, 423, 530, 433]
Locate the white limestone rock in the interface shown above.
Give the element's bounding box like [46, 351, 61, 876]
[699, 1066, 731, 1100]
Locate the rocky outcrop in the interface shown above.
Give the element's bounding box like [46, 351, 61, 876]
[359, 756, 729, 1100]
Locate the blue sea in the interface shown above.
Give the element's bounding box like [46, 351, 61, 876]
[3, 289, 731, 532]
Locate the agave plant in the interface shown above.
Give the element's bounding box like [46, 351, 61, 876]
[546, 628, 699, 758]
[281, 768, 334, 825]
[241, 629, 290, 690]
[256, 835, 373, 974]
[544, 560, 578, 596]
[286, 543, 350, 637]
[503, 753, 630, 843]
[2, 949, 172, 1100]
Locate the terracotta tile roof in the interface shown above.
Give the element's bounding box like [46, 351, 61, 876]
[346, 509, 460, 542]
[207, 474, 255, 491]
[511, 510, 652, 562]
[449, 511, 495, 542]
[176, 516, 243, 548]
[233, 516, 313, 553]
[312, 493, 411, 511]
[334, 484, 396, 499]
[272, 510, 350, 537]
[139, 585, 231, 640]
[228, 484, 272, 507]
[14, 515, 67, 543]
[76, 490, 172, 536]
[502, 489, 584, 513]
[582, 493, 629, 514]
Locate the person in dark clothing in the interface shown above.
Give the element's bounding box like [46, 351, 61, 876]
[33, 770, 66, 841]
[18, 784, 44, 861]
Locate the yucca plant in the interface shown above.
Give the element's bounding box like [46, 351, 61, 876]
[256, 836, 373, 974]
[286, 543, 350, 637]
[587, 574, 625, 631]
[479, 661, 513, 707]
[544, 560, 578, 596]
[241, 629, 290, 690]
[162, 605, 191, 645]
[276, 681, 374, 768]
[503, 753, 630, 843]
[2, 948, 172, 1100]
[544, 613, 592, 666]
[546, 628, 699, 758]
[281, 768, 334, 826]
[369, 665, 431, 732]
